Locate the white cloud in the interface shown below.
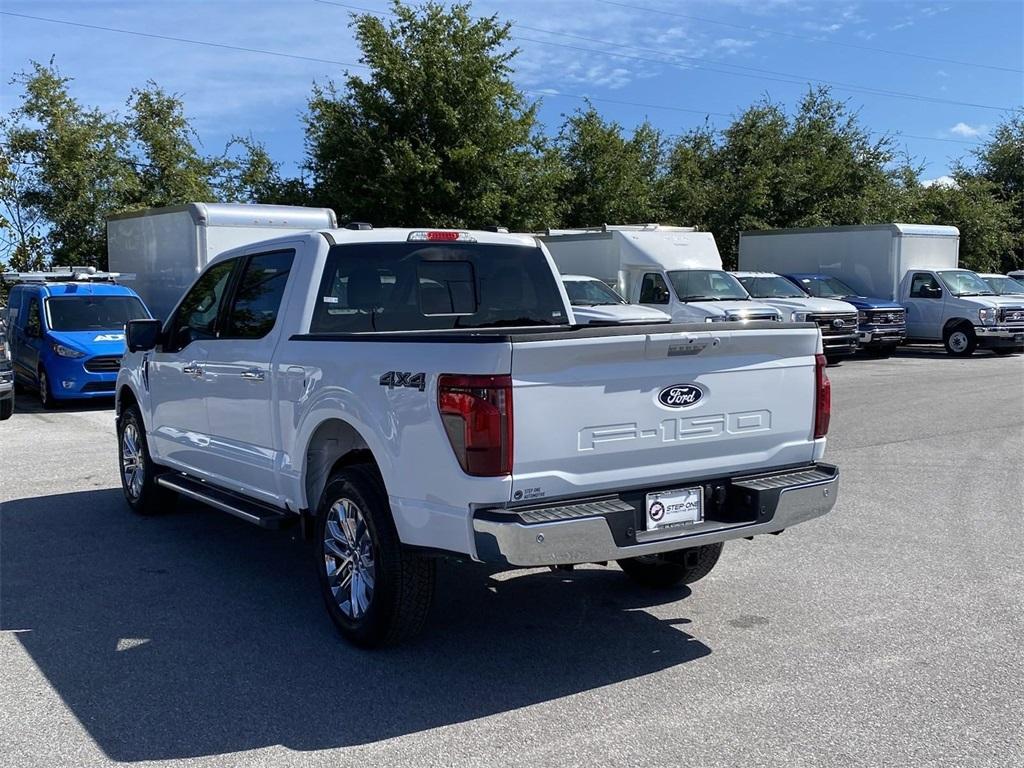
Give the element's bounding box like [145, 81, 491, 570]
[950, 122, 988, 138]
[922, 176, 957, 189]
[888, 20, 914, 31]
[936, 69, 949, 78]
[714, 38, 756, 54]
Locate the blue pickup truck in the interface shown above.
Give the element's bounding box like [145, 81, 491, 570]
[782, 273, 907, 357]
[5, 276, 150, 407]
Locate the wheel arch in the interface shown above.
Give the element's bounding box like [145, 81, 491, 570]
[943, 317, 974, 335]
[301, 417, 385, 517]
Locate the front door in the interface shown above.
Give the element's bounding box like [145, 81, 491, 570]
[904, 272, 945, 339]
[202, 249, 295, 504]
[147, 258, 239, 474]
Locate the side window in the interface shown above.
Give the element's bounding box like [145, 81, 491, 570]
[223, 250, 295, 339]
[639, 273, 670, 304]
[26, 299, 42, 336]
[910, 272, 941, 299]
[168, 259, 237, 351]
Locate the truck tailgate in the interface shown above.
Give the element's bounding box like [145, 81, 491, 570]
[509, 324, 821, 501]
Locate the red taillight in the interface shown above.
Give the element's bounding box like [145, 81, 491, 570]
[438, 374, 513, 476]
[814, 353, 831, 439]
[426, 230, 460, 241]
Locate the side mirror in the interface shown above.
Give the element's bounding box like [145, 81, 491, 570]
[126, 319, 162, 352]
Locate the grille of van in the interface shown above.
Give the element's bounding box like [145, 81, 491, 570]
[84, 355, 122, 373]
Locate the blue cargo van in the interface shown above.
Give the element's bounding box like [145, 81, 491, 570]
[6, 280, 150, 407]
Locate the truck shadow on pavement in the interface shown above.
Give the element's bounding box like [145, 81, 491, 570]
[2, 489, 711, 762]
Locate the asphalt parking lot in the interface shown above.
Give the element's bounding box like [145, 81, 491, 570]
[1, 347, 1022, 768]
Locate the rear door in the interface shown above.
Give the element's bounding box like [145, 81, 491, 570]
[510, 325, 821, 501]
[201, 247, 296, 504]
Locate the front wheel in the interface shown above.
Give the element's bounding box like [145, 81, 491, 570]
[37, 367, 56, 409]
[0, 396, 12, 420]
[618, 542, 724, 589]
[316, 465, 435, 648]
[117, 406, 175, 515]
[944, 325, 977, 356]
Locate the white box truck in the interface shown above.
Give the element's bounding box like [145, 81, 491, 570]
[107, 203, 337, 319]
[541, 225, 782, 323]
[739, 224, 1024, 356]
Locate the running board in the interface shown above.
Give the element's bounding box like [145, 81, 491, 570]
[156, 474, 292, 529]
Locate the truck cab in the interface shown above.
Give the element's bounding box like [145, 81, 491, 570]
[560, 275, 671, 325]
[4, 272, 151, 407]
[901, 269, 1024, 356]
[977, 273, 1024, 297]
[782, 273, 907, 357]
[732, 271, 858, 361]
[542, 226, 782, 323]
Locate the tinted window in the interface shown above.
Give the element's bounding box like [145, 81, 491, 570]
[46, 295, 148, 331]
[311, 243, 567, 333]
[169, 259, 237, 350]
[26, 299, 41, 336]
[224, 251, 294, 339]
[639, 273, 670, 304]
[909, 273, 941, 299]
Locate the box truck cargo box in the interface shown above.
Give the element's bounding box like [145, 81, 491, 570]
[107, 203, 337, 319]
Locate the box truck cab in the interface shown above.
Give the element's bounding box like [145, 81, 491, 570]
[542, 226, 782, 323]
[4, 271, 151, 407]
[782, 273, 906, 357]
[739, 224, 1022, 356]
[732, 271, 858, 360]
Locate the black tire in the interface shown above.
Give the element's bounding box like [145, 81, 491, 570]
[992, 347, 1017, 356]
[37, 366, 56, 409]
[618, 542, 724, 589]
[315, 465, 435, 648]
[117, 405, 175, 515]
[943, 324, 977, 357]
[0, 397, 12, 420]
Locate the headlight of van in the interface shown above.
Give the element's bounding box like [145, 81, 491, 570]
[978, 307, 999, 325]
[51, 342, 85, 358]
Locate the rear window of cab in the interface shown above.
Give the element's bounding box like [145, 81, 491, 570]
[310, 242, 568, 333]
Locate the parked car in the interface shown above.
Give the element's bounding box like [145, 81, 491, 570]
[781, 273, 907, 357]
[977, 273, 1024, 297]
[541, 225, 783, 323]
[116, 225, 839, 647]
[1008, 270, 1024, 282]
[5, 271, 151, 407]
[0, 314, 13, 420]
[731, 271, 858, 362]
[560, 274, 671, 325]
[739, 224, 1024, 356]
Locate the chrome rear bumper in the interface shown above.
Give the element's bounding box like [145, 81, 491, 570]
[473, 463, 839, 567]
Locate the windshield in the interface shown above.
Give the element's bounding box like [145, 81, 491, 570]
[937, 270, 995, 297]
[737, 275, 807, 299]
[46, 295, 148, 331]
[563, 279, 626, 306]
[667, 270, 749, 301]
[798, 275, 857, 299]
[981, 275, 1024, 295]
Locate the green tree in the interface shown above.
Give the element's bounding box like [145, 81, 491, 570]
[304, 1, 561, 229]
[971, 111, 1024, 270]
[555, 106, 665, 226]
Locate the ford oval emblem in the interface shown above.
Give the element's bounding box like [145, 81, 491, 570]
[658, 384, 703, 408]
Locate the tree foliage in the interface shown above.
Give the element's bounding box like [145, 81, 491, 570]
[303, 1, 561, 230]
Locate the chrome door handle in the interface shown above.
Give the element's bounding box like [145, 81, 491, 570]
[240, 368, 265, 382]
[182, 363, 203, 378]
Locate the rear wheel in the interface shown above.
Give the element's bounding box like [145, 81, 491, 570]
[618, 542, 724, 589]
[0, 397, 12, 420]
[117, 406, 175, 515]
[944, 324, 977, 357]
[315, 465, 435, 647]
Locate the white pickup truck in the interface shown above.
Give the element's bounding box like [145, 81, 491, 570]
[115, 227, 839, 647]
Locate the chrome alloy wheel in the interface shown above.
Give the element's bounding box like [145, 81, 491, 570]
[120, 422, 144, 499]
[949, 330, 970, 353]
[323, 498, 376, 619]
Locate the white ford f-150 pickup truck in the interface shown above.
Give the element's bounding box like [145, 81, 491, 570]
[115, 227, 839, 647]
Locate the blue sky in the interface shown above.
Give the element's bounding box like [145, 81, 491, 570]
[1, 0, 1021, 185]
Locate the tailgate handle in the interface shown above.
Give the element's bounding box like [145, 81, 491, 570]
[645, 332, 720, 359]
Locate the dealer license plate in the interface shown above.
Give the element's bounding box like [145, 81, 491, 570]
[645, 486, 704, 531]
